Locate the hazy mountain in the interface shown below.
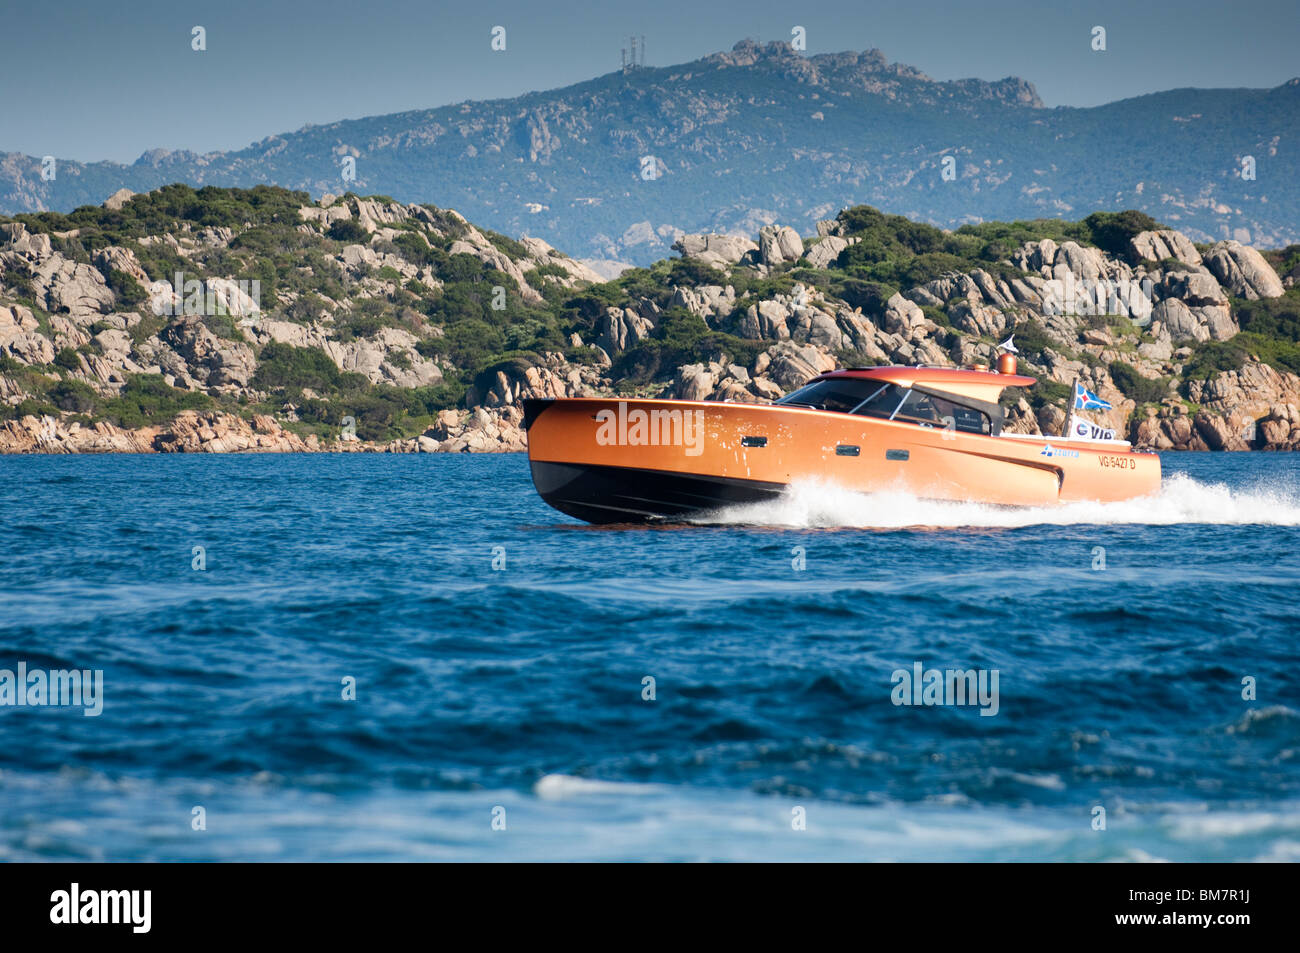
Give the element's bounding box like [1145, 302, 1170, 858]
[2, 40, 1297, 265]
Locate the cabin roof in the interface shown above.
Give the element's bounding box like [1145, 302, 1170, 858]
[814, 365, 1036, 405]
[818, 366, 1037, 389]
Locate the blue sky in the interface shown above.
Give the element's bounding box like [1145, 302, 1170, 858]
[3, 0, 1297, 162]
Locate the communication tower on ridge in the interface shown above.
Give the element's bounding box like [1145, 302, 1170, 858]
[621, 35, 646, 72]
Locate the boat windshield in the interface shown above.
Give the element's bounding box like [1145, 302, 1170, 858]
[776, 378, 995, 434]
[774, 378, 894, 413]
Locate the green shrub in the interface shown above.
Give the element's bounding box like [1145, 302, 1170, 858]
[920, 305, 952, 328]
[1268, 244, 1300, 277]
[832, 278, 896, 318]
[1233, 289, 1300, 342]
[2, 397, 61, 420]
[54, 348, 81, 371]
[127, 240, 191, 283]
[328, 219, 371, 244]
[102, 269, 145, 307]
[129, 313, 167, 346]
[1027, 379, 1071, 410]
[527, 262, 569, 282]
[48, 379, 97, 413]
[429, 319, 505, 369]
[102, 374, 211, 428]
[1110, 361, 1168, 403]
[820, 205, 1037, 287]
[283, 293, 329, 324]
[1182, 331, 1300, 379]
[3, 268, 35, 300]
[201, 312, 246, 341]
[15, 184, 310, 242]
[333, 297, 401, 340]
[1083, 210, 1160, 258]
[437, 253, 487, 284]
[955, 218, 1092, 250]
[484, 230, 529, 260]
[393, 231, 434, 265]
[666, 258, 728, 288]
[612, 307, 762, 386]
[726, 271, 797, 302]
[252, 342, 343, 391]
[293, 380, 461, 440]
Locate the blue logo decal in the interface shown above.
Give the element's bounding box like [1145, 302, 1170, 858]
[1040, 443, 1080, 459]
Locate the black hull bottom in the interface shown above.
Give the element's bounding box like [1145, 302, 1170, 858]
[529, 460, 787, 524]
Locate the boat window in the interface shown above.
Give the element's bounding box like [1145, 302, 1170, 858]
[851, 383, 907, 419]
[774, 378, 890, 413]
[892, 389, 943, 425]
[892, 390, 991, 434]
[945, 403, 992, 435]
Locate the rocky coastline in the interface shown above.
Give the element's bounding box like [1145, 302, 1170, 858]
[3, 186, 1299, 455]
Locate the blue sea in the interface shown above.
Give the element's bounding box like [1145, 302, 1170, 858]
[1, 452, 1298, 862]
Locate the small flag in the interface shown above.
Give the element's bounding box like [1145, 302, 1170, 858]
[1074, 382, 1112, 412]
[997, 335, 1018, 354]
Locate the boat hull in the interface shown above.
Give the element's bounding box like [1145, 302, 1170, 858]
[523, 397, 1161, 524]
[530, 460, 785, 523]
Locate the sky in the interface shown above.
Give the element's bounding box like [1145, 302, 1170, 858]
[2, 0, 1297, 163]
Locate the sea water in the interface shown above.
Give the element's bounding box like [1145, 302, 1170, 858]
[0, 452, 1297, 861]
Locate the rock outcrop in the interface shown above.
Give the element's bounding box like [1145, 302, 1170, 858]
[804, 235, 855, 269]
[757, 225, 804, 266]
[160, 316, 257, 389]
[596, 307, 655, 355]
[1129, 229, 1203, 267]
[672, 233, 758, 268]
[3, 187, 1297, 455]
[1203, 241, 1285, 300]
[0, 410, 317, 454]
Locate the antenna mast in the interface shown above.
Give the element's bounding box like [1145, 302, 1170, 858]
[622, 35, 645, 71]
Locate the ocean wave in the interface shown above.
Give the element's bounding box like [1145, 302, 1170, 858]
[6, 768, 1299, 861]
[533, 774, 663, 799]
[693, 472, 1300, 529]
[1223, 705, 1300, 736]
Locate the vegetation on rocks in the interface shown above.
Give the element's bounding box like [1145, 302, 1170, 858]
[2, 184, 1299, 453]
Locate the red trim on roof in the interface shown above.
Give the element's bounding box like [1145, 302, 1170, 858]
[817, 366, 1037, 388]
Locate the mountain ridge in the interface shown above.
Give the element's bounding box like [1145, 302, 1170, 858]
[2, 40, 1297, 265]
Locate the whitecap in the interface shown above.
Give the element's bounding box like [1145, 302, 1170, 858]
[693, 472, 1300, 529]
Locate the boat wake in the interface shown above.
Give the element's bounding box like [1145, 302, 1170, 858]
[693, 472, 1300, 529]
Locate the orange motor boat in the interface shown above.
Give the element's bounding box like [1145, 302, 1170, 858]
[523, 363, 1161, 524]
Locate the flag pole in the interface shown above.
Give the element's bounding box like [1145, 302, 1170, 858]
[1063, 378, 1078, 440]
